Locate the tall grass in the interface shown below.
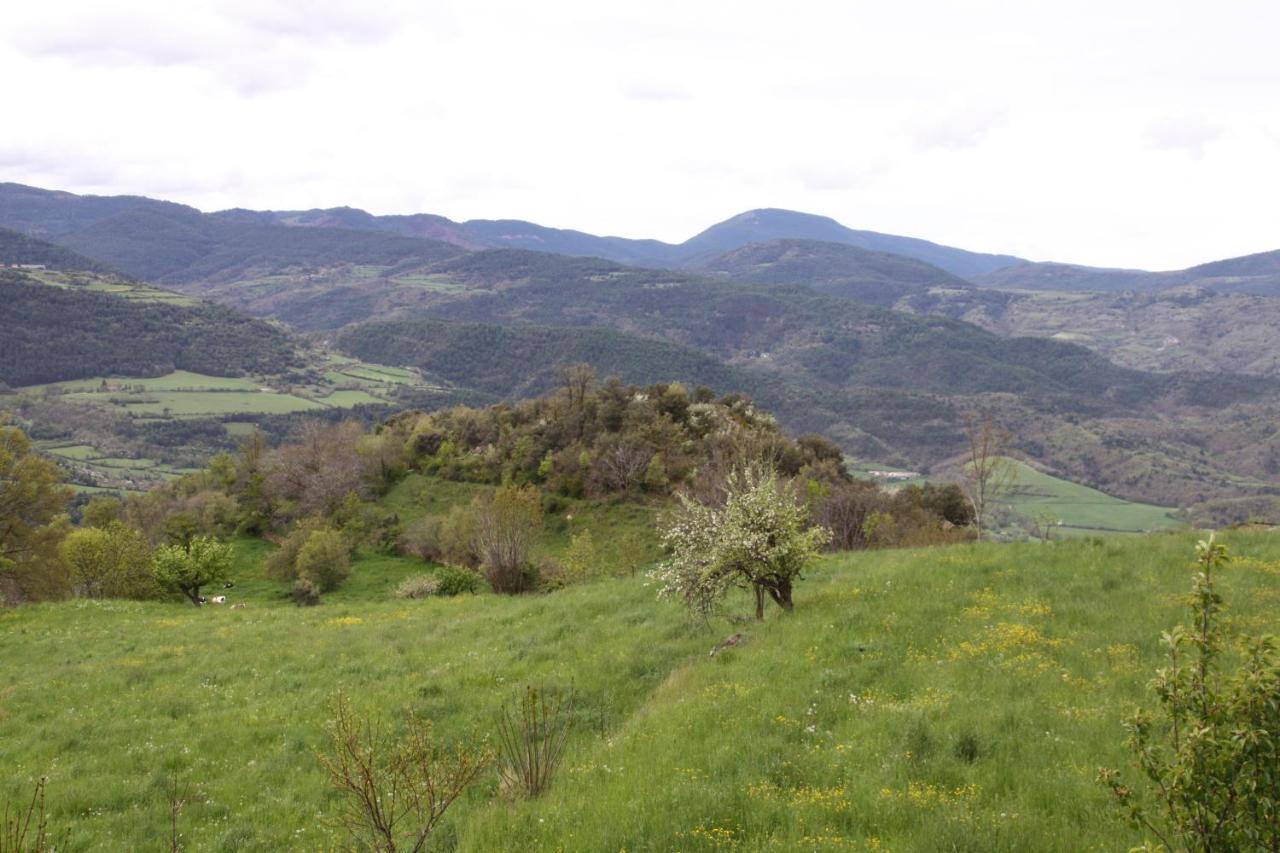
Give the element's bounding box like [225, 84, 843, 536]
[0, 531, 1277, 849]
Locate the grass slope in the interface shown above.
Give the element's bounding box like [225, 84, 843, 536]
[999, 459, 1182, 536]
[3, 532, 1279, 850]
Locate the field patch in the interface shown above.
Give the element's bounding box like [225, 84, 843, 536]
[1001, 459, 1181, 535]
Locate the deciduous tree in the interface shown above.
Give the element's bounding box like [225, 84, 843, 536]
[152, 536, 233, 605]
[653, 465, 831, 620]
[0, 424, 72, 603]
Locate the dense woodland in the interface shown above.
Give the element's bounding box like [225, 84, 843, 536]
[0, 271, 302, 385]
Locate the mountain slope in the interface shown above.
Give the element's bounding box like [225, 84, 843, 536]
[694, 238, 972, 306]
[973, 248, 1280, 295]
[0, 269, 303, 386]
[674, 209, 1024, 276]
[0, 226, 115, 273]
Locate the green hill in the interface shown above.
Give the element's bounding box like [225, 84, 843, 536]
[0, 226, 115, 273]
[2, 530, 1278, 849]
[0, 270, 303, 386]
[693, 238, 973, 307]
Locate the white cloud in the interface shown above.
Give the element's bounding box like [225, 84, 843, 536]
[0, 0, 1277, 268]
[1145, 117, 1223, 160]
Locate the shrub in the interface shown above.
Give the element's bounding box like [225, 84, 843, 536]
[59, 522, 155, 600]
[1101, 535, 1280, 851]
[267, 520, 352, 592]
[434, 565, 483, 597]
[395, 574, 440, 600]
[475, 486, 543, 594]
[295, 529, 352, 592]
[318, 694, 492, 852]
[291, 577, 321, 607]
[495, 686, 575, 798]
[398, 516, 443, 562]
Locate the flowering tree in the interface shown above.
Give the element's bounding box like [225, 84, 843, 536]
[652, 465, 830, 620]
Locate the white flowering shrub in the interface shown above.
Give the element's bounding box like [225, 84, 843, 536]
[651, 465, 831, 620]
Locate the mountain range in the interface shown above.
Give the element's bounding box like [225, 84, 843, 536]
[4, 180, 1280, 524]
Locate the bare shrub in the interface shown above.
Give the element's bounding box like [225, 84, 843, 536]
[318, 695, 491, 853]
[474, 487, 542, 594]
[495, 686, 575, 797]
[2, 777, 66, 853]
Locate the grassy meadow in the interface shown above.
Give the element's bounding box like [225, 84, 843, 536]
[999, 460, 1182, 537]
[3, 529, 1279, 851]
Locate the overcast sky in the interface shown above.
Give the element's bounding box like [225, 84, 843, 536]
[2, 1, 1277, 269]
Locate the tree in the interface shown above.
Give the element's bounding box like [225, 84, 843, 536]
[264, 421, 371, 519]
[653, 465, 831, 621]
[473, 485, 543, 593]
[1100, 535, 1280, 851]
[152, 536, 233, 605]
[59, 522, 154, 599]
[960, 412, 1016, 538]
[0, 424, 72, 603]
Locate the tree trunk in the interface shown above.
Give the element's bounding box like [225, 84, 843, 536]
[765, 578, 794, 612]
[184, 586, 202, 606]
[753, 584, 765, 621]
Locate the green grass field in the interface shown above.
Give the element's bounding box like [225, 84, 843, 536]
[80, 390, 324, 417]
[28, 371, 264, 394]
[3, 530, 1278, 850]
[1000, 460, 1182, 536]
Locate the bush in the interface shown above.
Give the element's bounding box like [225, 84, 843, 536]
[495, 686, 575, 798]
[1101, 536, 1280, 850]
[295, 529, 352, 592]
[475, 486, 543, 594]
[267, 520, 352, 592]
[435, 565, 483, 596]
[395, 574, 440, 599]
[291, 577, 320, 606]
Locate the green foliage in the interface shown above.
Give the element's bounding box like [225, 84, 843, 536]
[0, 226, 112, 272]
[1101, 536, 1280, 851]
[0, 424, 72, 603]
[151, 536, 233, 605]
[266, 520, 352, 592]
[58, 522, 154, 600]
[654, 465, 831, 620]
[434, 565, 483, 597]
[560, 529, 598, 584]
[0, 271, 302, 386]
[295, 529, 353, 593]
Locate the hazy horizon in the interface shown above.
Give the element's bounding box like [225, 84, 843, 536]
[3, 0, 1277, 270]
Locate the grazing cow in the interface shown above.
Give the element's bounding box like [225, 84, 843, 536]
[211, 595, 227, 605]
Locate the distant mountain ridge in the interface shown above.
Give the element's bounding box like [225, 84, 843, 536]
[0, 183, 1024, 278]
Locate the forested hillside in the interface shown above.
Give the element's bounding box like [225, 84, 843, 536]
[0, 227, 114, 272]
[0, 271, 302, 385]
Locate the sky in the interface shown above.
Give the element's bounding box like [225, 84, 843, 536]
[1, 0, 1277, 270]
